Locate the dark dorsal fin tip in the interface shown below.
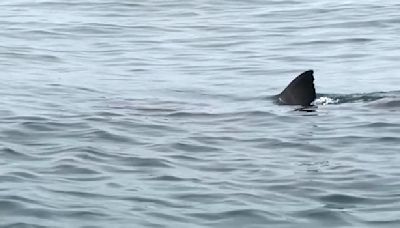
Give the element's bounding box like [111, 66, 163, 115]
[278, 70, 316, 106]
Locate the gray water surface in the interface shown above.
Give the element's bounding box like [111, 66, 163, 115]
[1, 1, 400, 227]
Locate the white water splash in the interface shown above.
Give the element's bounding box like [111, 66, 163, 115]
[314, 96, 339, 105]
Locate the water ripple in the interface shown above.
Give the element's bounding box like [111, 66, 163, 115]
[1, 0, 400, 227]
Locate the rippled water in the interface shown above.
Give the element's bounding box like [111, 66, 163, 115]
[1, 1, 400, 227]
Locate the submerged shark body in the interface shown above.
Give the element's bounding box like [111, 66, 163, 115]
[277, 70, 316, 106]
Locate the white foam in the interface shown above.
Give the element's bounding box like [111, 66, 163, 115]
[314, 96, 339, 105]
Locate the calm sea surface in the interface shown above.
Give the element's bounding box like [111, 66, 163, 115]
[1, 1, 400, 227]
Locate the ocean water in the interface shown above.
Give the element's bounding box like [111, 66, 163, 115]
[1, 0, 400, 227]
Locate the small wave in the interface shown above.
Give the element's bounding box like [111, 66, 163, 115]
[1, 147, 39, 161]
[146, 175, 200, 182]
[171, 142, 222, 153]
[318, 92, 389, 104]
[294, 207, 352, 226]
[357, 122, 400, 128]
[167, 111, 223, 118]
[121, 196, 184, 208]
[3, 223, 48, 228]
[48, 164, 103, 176]
[368, 98, 400, 108]
[5, 171, 39, 180]
[187, 208, 284, 225]
[116, 156, 173, 168]
[320, 193, 367, 205]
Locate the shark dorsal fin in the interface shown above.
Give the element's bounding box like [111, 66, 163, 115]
[278, 70, 316, 106]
